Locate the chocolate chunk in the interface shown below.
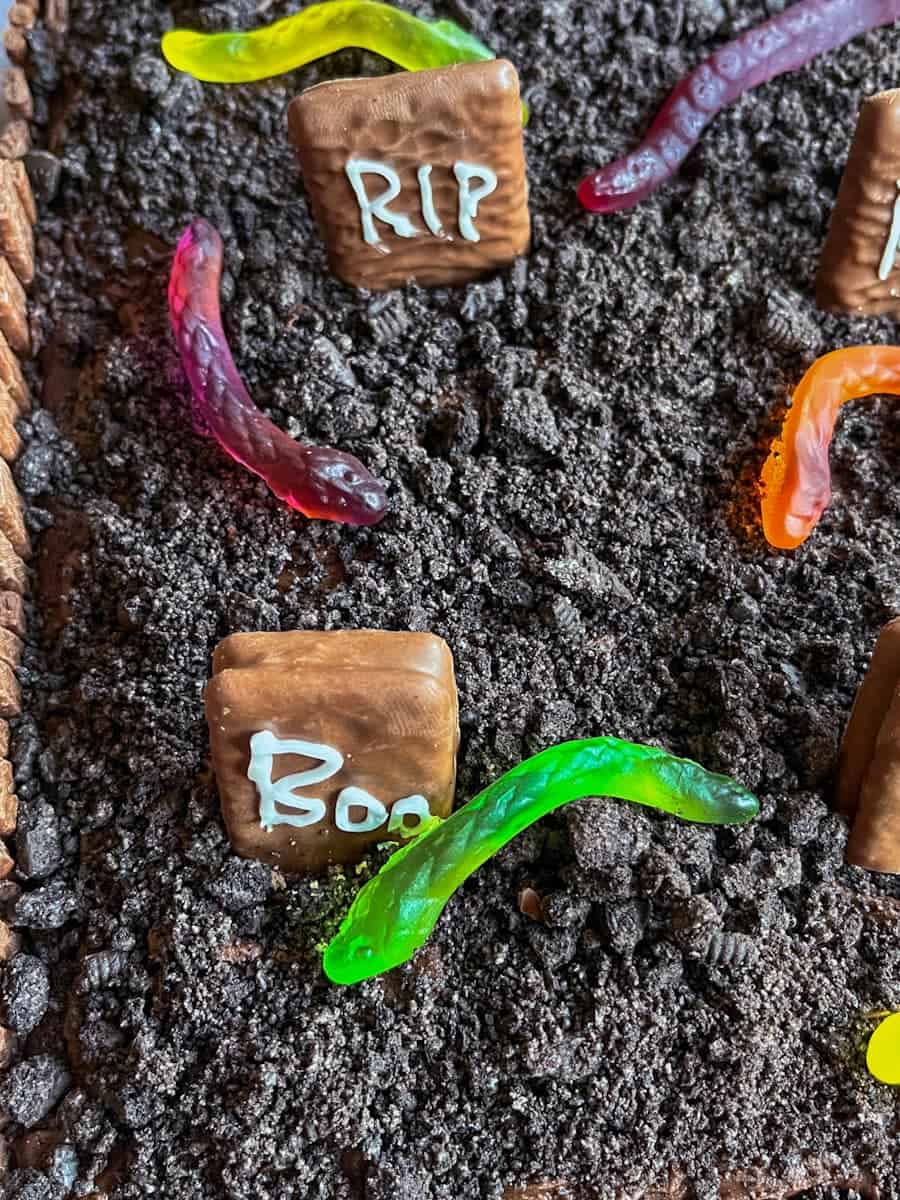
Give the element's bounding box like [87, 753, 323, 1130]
[818, 89, 900, 316]
[4, 1169, 53, 1200]
[837, 618, 900, 820]
[845, 681, 900, 873]
[205, 631, 459, 873]
[0, 1056, 70, 1128]
[15, 799, 62, 879]
[288, 60, 529, 291]
[837, 619, 900, 873]
[13, 878, 79, 929]
[205, 858, 271, 913]
[1, 954, 49, 1035]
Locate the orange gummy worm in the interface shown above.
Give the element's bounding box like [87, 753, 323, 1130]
[760, 345, 900, 550]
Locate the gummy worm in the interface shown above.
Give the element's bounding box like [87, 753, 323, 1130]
[323, 737, 759, 984]
[168, 219, 387, 526]
[578, 0, 900, 214]
[760, 345, 900, 550]
[162, 0, 496, 84]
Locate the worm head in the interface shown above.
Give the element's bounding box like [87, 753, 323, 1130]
[294, 446, 388, 527]
[323, 921, 399, 986]
[777, 426, 832, 549]
[324, 909, 432, 984]
[323, 866, 431, 985]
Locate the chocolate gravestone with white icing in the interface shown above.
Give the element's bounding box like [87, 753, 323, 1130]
[288, 60, 530, 290]
[817, 89, 900, 317]
[205, 631, 459, 873]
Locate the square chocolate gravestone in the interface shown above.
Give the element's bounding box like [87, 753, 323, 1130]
[205, 631, 459, 873]
[288, 60, 530, 290]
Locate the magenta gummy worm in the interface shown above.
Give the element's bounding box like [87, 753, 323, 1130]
[579, 0, 900, 214]
[168, 219, 388, 526]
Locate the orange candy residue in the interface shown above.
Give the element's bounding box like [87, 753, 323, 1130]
[760, 345, 900, 550]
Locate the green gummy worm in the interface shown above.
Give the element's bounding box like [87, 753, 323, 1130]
[161, 0, 497, 84]
[323, 737, 759, 985]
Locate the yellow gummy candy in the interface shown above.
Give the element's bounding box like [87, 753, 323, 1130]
[866, 1011, 900, 1085]
[161, 0, 497, 85]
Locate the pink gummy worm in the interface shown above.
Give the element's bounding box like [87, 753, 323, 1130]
[168, 219, 387, 526]
[579, 0, 900, 213]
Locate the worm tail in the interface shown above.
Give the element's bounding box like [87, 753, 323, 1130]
[169, 220, 388, 524]
[579, 0, 900, 213]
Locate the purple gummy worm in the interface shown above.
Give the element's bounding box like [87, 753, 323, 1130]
[579, 0, 900, 213]
[168, 219, 387, 525]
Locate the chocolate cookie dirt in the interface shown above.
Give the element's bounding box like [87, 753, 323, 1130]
[6, 1, 900, 1198]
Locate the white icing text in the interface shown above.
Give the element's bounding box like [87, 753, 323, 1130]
[247, 730, 432, 837]
[345, 159, 498, 247]
[878, 179, 900, 282]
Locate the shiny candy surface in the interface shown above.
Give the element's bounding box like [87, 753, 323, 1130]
[324, 737, 759, 984]
[168, 219, 387, 525]
[162, 0, 496, 83]
[760, 345, 900, 550]
[579, 0, 900, 214]
[867, 1011, 900, 1085]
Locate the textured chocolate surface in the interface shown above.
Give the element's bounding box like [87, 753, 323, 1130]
[288, 60, 529, 290]
[0, 456, 27, 557]
[837, 618, 900, 820]
[0, 589, 24, 636]
[206, 631, 459, 873]
[0, 161, 34, 285]
[0, 529, 25, 595]
[846, 684, 900, 873]
[0, 379, 21, 462]
[839, 619, 900, 873]
[817, 89, 900, 316]
[0, 326, 28, 411]
[0, 251, 27, 354]
[0, 660, 19, 718]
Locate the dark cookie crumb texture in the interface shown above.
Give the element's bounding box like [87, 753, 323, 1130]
[5, 1, 900, 1197]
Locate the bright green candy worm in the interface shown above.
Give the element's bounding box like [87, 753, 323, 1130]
[323, 738, 759, 985]
[161, 0, 497, 84]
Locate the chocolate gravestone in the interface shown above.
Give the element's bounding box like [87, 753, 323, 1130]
[205, 631, 459, 873]
[288, 59, 529, 290]
[817, 89, 900, 317]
